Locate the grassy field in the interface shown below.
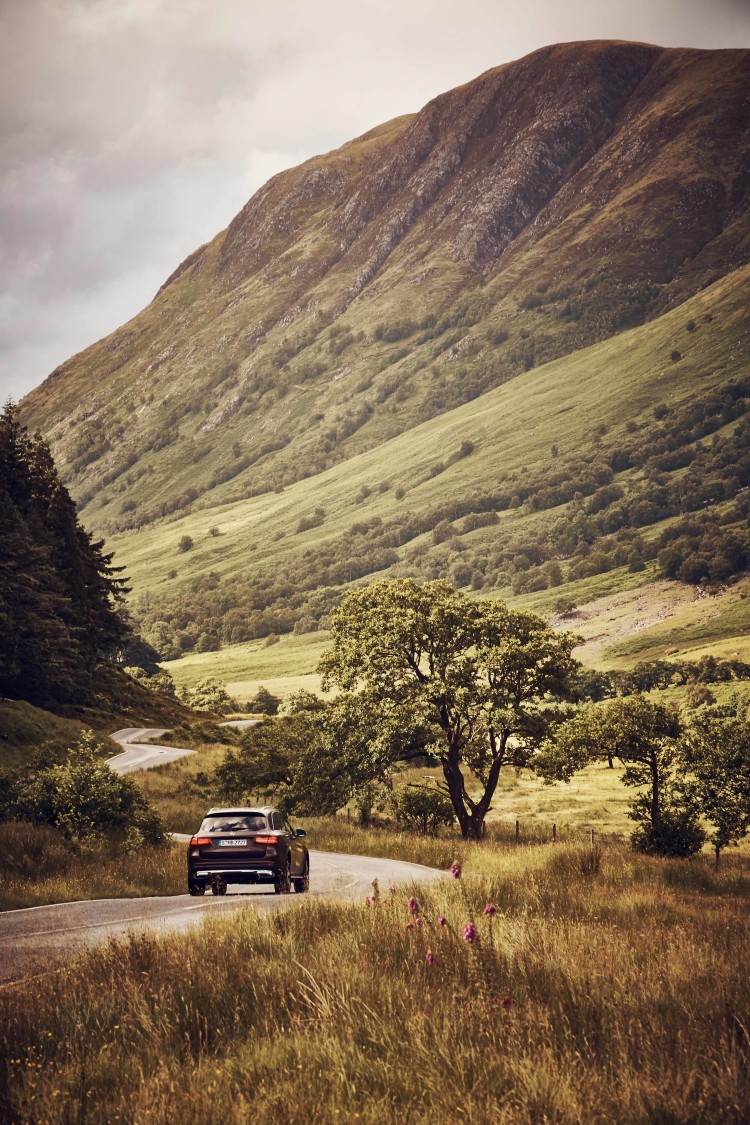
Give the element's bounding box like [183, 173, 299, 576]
[165, 630, 328, 701]
[2, 840, 748, 1122]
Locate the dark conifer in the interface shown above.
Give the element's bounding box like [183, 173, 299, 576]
[0, 400, 131, 705]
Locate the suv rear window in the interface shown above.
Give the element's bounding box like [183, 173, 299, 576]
[199, 814, 268, 834]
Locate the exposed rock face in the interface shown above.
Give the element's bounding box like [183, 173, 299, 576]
[21, 41, 750, 533]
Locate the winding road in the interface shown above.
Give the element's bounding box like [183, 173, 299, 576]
[1, 726, 443, 983]
[106, 719, 261, 774]
[107, 727, 195, 773]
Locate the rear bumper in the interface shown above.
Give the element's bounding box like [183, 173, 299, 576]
[189, 867, 277, 885]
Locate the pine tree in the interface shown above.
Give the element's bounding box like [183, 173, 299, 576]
[0, 400, 131, 705]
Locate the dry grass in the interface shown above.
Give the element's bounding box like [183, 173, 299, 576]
[0, 823, 184, 911]
[1, 841, 748, 1123]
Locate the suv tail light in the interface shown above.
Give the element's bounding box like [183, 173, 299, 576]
[190, 836, 212, 846]
[254, 835, 279, 845]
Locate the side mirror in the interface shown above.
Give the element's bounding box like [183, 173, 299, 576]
[295, 829, 307, 838]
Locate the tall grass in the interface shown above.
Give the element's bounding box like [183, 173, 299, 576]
[0, 823, 184, 911]
[1, 843, 748, 1122]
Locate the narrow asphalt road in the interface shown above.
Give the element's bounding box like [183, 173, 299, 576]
[0, 851, 444, 983]
[2, 724, 444, 983]
[107, 727, 194, 774]
[107, 720, 261, 774]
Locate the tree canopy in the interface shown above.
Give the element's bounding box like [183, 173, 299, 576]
[680, 700, 750, 864]
[542, 695, 708, 856]
[320, 578, 580, 838]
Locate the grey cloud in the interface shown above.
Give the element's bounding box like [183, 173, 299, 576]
[1, 0, 748, 401]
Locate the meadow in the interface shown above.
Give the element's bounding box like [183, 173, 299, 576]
[1, 839, 748, 1123]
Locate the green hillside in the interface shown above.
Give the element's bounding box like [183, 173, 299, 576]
[110, 264, 750, 665]
[22, 45, 750, 542]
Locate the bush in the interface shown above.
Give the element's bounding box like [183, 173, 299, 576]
[630, 807, 706, 857]
[685, 683, 716, 709]
[9, 732, 166, 847]
[393, 784, 455, 835]
[248, 686, 281, 715]
[178, 535, 194, 553]
[179, 678, 238, 715]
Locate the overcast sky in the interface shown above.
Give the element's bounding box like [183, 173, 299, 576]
[2, 0, 749, 402]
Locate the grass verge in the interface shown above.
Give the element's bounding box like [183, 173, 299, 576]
[0, 823, 184, 911]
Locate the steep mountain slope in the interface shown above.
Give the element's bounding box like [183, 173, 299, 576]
[21, 41, 750, 547]
[113, 265, 750, 658]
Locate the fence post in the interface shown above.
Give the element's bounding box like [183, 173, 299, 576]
[590, 828, 595, 847]
[347, 808, 351, 823]
[515, 819, 520, 845]
[552, 823, 557, 843]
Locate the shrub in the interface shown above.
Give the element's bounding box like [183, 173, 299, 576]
[10, 732, 166, 847]
[179, 678, 238, 715]
[630, 807, 706, 857]
[178, 535, 194, 553]
[685, 683, 716, 709]
[296, 508, 326, 533]
[393, 784, 455, 835]
[248, 686, 281, 715]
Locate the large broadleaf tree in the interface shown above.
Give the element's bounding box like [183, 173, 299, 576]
[319, 578, 580, 839]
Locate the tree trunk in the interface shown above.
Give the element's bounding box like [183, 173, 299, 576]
[441, 751, 469, 838]
[715, 844, 721, 868]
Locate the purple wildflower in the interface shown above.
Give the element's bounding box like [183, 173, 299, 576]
[408, 897, 419, 915]
[426, 950, 436, 966]
[405, 921, 414, 930]
[462, 922, 477, 944]
[437, 916, 447, 927]
[483, 903, 497, 917]
[388, 885, 397, 895]
[450, 861, 462, 879]
[416, 917, 424, 927]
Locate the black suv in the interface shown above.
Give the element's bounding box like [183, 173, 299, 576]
[187, 806, 309, 896]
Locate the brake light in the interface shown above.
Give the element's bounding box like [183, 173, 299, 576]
[254, 835, 279, 845]
[190, 836, 212, 846]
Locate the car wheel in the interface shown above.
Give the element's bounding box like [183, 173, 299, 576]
[211, 876, 227, 896]
[274, 857, 292, 895]
[188, 881, 205, 897]
[294, 857, 310, 894]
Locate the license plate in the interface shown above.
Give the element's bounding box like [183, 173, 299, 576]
[218, 839, 245, 847]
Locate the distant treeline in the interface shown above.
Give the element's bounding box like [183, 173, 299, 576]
[0, 403, 130, 705]
[576, 656, 750, 702]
